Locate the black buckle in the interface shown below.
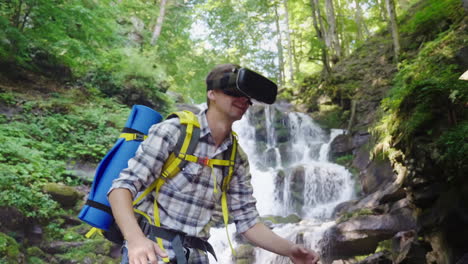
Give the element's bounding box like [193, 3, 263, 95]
[134, 133, 145, 141]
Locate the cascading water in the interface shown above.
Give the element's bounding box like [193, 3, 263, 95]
[208, 104, 355, 263]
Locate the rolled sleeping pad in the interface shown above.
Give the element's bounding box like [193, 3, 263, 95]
[78, 105, 163, 231]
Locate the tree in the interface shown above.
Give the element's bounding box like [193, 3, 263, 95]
[354, 0, 365, 41]
[385, 0, 400, 62]
[151, 0, 169, 45]
[325, 0, 341, 64]
[274, 2, 285, 87]
[310, 0, 331, 77]
[283, 0, 295, 87]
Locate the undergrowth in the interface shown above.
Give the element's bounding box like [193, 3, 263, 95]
[372, 14, 467, 175]
[0, 89, 129, 219]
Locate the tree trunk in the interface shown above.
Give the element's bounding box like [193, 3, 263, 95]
[274, 3, 285, 87]
[385, 0, 400, 62]
[325, 0, 341, 64]
[12, 0, 24, 28]
[355, 0, 364, 40]
[283, 0, 295, 87]
[311, 0, 331, 77]
[150, 0, 168, 46]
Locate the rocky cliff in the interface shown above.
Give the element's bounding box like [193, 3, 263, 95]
[297, 2, 468, 263]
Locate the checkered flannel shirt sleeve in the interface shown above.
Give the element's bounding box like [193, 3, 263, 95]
[227, 146, 260, 234]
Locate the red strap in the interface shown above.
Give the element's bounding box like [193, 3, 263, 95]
[197, 157, 210, 166]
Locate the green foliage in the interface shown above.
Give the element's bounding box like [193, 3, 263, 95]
[372, 23, 468, 159]
[0, 0, 121, 73]
[400, 0, 464, 34]
[0, 232, 21, 264]
[436, 121, 468, 176]
[0, 91, 128, 219]
[334, 154, 353, 167]
[311, 104, 349, 129]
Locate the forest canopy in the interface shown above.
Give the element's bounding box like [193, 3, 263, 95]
[0, 0, 433, 105]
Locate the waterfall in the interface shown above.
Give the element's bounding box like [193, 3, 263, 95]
[208, 104, 355, 263]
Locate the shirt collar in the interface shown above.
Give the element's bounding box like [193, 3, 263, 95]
[197, 106, 234, 147]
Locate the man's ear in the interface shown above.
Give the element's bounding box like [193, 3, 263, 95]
[207, 90, 216, 101]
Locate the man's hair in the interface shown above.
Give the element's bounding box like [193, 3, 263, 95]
[205, 64, 241, 106]
[205, 64, 241, 91]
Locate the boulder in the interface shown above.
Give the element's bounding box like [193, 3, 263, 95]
[359, 157, 395, 194]
[0, 206, 27, 232]
[42, 183, 83, 207]
[330, 134, 353, 159]
[319, 208, 416, 263]
[344, 182, 405, 213]
[289, 166, 306, 213]
[274, 170, 286, 202]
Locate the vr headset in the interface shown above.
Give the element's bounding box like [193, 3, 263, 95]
[207, 68, 277, 104]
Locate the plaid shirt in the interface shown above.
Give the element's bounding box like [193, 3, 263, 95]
[109, 107, 259, 263]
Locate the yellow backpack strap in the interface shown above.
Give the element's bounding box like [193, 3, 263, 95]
[120, 127, 148, 141]
[207, 133, 238, 256]
[148, 111, 199, 263]
[161, 111, 200, 179]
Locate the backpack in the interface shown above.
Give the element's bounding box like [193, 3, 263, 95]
[78, 105, 238, 254]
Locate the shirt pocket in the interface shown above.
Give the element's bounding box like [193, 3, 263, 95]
[164, 162, 204, 194]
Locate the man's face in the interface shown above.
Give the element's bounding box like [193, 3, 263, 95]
[209, 89, 251, 121]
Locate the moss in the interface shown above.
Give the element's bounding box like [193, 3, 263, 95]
[311, 104, 348, 129]
[53, 239, 117, 264]
[336, 208, 375, 223]
[376, 239, 392, 253]
[0, 232, 22, 263]
[261, 214, 302, 224]
[334, 154, 354, 166]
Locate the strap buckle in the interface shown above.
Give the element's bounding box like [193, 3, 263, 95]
[134, 133, 146, 141]
[197, 157, 209, 166]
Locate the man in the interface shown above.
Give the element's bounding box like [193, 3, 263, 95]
[108, 64, 320, 264]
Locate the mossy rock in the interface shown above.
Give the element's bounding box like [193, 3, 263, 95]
[233, 244, 255, 264]
[26, 246, 47, 258]
[55, 251, 118, 264]
[52, 239, 118, 264]
[42, 182, 83, 207]
[0, 232, 24, 263]
[261, 214, 302, 225]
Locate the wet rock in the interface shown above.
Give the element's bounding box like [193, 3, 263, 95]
[330, 134, 353, 159]
[352, 131, 370, 149]
[274, 170, 286, 202]
[265, 147, 279, 168]
[319, 208, 416, 263]
[289, 166, 306, 213]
